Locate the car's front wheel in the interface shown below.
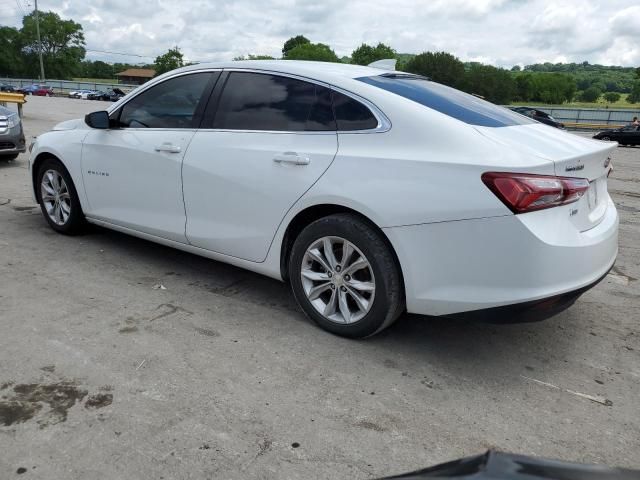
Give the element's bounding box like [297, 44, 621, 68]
[289, 213, 404, 338]
[601, 136, 611, 141]
[36, 159, 86, 234]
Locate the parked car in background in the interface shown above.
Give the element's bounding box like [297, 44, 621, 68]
[88, 89, 125, 101]
[593, 125, 640, 146]
[29, 61, 618, 338]
[108, 88, 126, 102]
[0, 84, 16, 92]
[69, 90, 96, 99]
[16, 84, 53, 96]
[510, 107, 565, 129]
[88, 90, 109, 101]
[0, 104, 26, 161]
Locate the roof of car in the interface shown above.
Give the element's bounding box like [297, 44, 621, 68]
[167, 60, 393, 83]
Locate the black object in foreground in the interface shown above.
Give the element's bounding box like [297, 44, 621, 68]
[381, 450, 640, 480]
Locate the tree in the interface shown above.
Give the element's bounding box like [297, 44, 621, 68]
[350, 43, 396, 66]
[404, 52, 465, 89]
[20, 11, 85, 79]
[628, 82, 640, 103]
[579, 86, 601, 102]
[511, 65, 521, 72]
[0, 26, 24, 76]
[463, 64, 516, 104]
[530, 73, 576, 104]
[154, 47, 184, 76]
[603, 92, 621, 103]
[282, 35, 310, 58]
[285, 43, 339, 62]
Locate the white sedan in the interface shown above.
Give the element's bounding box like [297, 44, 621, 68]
[28, 60, 618, 338]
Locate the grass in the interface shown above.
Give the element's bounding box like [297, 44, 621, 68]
[511, 93, 640, 110]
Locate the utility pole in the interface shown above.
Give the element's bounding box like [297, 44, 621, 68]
[34, 0, 45, 81]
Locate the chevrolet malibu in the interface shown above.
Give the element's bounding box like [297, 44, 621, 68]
[28, 61, 618, 338]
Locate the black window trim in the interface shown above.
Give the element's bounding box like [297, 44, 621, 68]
[107, 69, 222, 131]
[198, 68, 391, 135]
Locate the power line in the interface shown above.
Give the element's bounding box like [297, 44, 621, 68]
[14, 0, 26, 15]
[85, 48, 154, 59]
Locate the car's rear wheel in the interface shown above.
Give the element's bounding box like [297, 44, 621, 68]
[36, 159, 86, 234]
[601, 136, 611, 141]
[289, 213, 404, 338]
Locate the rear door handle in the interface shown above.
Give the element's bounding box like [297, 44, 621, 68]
[273, 152, 310, 165]
[155, 143, 181, 153]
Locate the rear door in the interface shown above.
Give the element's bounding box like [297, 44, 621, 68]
[182, 71, 338, 262]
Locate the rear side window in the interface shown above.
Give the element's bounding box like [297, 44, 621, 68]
[118, 72, 212, 129]
[212, 72, 335, 131]
[332, 91, 379, 131]
[357, 75, 534, 128]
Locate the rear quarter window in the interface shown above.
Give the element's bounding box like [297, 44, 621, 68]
[357, 75, 534, 128]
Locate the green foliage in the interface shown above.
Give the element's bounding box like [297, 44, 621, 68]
[603, 92, 621, 103]
[462, 64, 515, 104]
[404, 51, 465, 89]
[579, 86, 602, 102]
[628, 82, 640, 103]
[350, 43, 396, 66]
[20, 11, 85, 79]
[512, 72, 575, 104]
[0, 27, 24, 76]
[154, 47, 184, 76]
[282, 35, 310, 58]
[233, 54, 275, 61]
[284, 43, 339, 62]
[522, 62, 637, 93]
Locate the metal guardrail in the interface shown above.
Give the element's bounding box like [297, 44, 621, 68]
[531, 107, 640, 130]
[562, 122, 625, 131]
[0, 92, 27, 118]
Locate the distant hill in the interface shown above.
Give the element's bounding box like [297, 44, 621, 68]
[519, 62, 637, 93]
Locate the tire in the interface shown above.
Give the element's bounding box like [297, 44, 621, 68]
[601, 136, 611, 141]
[1, 154, 19, 161]
[289, 213, 404, 338]
[36, 158, 86, 235]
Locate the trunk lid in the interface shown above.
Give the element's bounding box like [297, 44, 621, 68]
[475, 123, 615, 231]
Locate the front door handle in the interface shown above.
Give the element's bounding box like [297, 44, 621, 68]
[155, 143, 181, 153]
[273, 152, 310, 165]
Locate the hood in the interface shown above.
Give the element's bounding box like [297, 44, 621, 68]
[52, 118, 83, 131]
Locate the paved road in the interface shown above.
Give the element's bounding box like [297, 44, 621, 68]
[1, 96, 639, 479]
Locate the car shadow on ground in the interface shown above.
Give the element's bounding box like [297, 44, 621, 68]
[80, 223, 570, 376]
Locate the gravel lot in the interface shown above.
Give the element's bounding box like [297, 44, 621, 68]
[1, 96, 639, 479]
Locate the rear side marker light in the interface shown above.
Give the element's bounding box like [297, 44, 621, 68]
[482, 172, 590, 214]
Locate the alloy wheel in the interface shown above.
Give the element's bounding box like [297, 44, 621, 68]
[300, 236, 376, 324]
[41, 169, 71, 226]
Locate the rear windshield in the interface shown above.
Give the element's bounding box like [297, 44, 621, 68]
[356, 75, 534, 128]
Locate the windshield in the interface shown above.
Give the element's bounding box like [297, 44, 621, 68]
[357, 74, 534, 127]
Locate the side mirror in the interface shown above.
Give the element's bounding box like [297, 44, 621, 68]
[85, 111, 110, 129]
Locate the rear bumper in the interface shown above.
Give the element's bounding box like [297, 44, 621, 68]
[385, 197, 618, 316]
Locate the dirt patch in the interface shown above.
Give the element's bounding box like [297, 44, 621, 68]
[194, 327, 219, 337]
[85, 393, 113, 409]
[119, 325, 139, 334]
[354, 420, 386, 432]
[0, 381, 88, 428]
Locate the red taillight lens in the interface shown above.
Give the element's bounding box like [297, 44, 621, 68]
[482, 172, 590, 214]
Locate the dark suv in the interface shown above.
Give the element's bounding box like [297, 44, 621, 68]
[510, 107, 565, 129]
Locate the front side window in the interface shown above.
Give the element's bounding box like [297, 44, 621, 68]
[118, 72, 213, 129]
[357, 74, 535, 128]
[212, 72, 335, 132]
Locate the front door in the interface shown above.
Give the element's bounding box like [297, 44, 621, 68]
[82, 72, 216, 243]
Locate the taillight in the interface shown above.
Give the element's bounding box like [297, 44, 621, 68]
[482, 172, 590, 214]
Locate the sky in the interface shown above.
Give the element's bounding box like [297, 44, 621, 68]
[2, 0, 640, 67]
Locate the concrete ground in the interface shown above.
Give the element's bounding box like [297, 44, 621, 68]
[1, 96, 639, 479]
